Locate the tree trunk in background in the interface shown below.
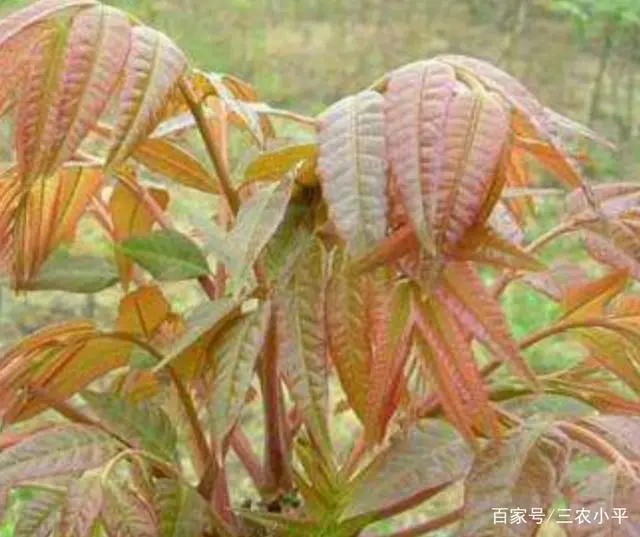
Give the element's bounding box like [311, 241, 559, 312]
[587, 18, 618, 127]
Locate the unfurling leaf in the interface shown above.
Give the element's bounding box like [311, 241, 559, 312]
[82, 391, 178, 462]
[317, 90, 387, 256]
[118, 229, 211, 281]
[0, 425, 120, 485]
[107, 26, 187, 166]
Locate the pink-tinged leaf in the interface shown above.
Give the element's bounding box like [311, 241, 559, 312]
[38, 5, 132, 178]
[0, 170, 22, 262]
[0, 425, 120, 485]
[317, 90, 388, 256]
[278, 238, 330, 450]
[522, 263, 590, 301]
[12, 167, 103, 287]
[364, 276, 412, 445]
[0, 0, 96, 50]
[59, 473, 104, 537]
[456, 224, 545, 272]
[566, 182, 640, 219]
[488, 201, 524, 244]
[102, 483, 158, 537]
[107, 26, 187, 166]
[209, 300, 270, 452]
[413, 293, 497, 445]
[580, 415, 640, 461]
[343, 420, 472, 521]
[433, 88, 509, 255]
[561, 269, 628, 322]
[459, 419, 571, 537]
[384, 59, 458, 255]
[566, 464, 640, 537]
[14, 487, 64, 537]
[325, 252, 373, 423]
[436, 262, 537, 385]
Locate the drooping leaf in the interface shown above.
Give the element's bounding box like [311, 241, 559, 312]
[16, 5, 131, 182]
[436, 262, 537, 384]
[0, 0, 96, 51]
[459, 418, 571, 537]
[117, 229, 211, 281]
[14, 487, 64, 537]
[317, 90, 388, 256]
[12, 167, 103, 287]
[209, 300, 270, 451]
[413, 294, 496, 445]
[325, 253, 375, 423]
[153, 479, 210, 537]
[133, 138, 219, 194]
[20, 249, 119, 293]
[344, 420, 472, 521]
[107, 26, 187, 166]
[278, 238, 329, 449]
[109, 178, 169, 289]
[58, 473, 104, 537]
[82, 391, 177, 462]
[0, 425, 121, 485]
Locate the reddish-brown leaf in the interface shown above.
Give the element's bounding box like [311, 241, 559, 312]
[107, 26, 187, 166]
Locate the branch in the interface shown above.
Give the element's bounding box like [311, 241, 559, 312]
[178, 76, 240, 215]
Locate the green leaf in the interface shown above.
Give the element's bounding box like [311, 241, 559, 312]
[153, 479, 210, 537]
[117, 229, 210, 281]
[152, 297, 238, 371]
[82, 391, 177, 463]
[14, 488, 64, 537]
[21, 250, 119, 293]
[0, 425, 121, 485]
[230, 176, 295, 290]
[343, 420, 472, 521]
[209, 300, 270, 450]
